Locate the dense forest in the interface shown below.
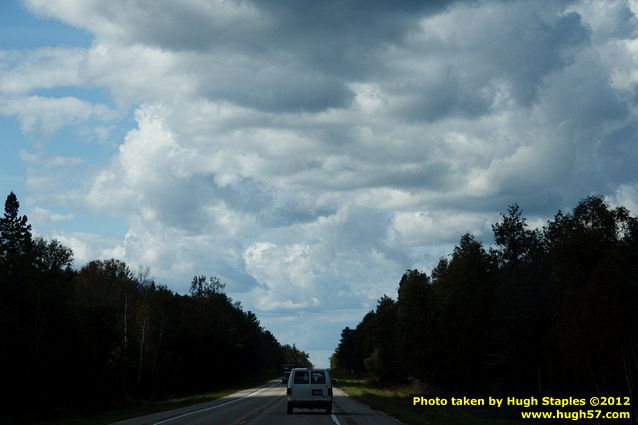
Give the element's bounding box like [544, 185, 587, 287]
[0, 192, 310, 421]
[333, 195, 638, 400]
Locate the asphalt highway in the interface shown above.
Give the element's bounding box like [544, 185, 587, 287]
[112, 380, 401, 425]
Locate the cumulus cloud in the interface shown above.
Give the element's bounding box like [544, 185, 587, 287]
[0, 95, 114, 138]
[29, 206, 74, 224]
[6, 0, 638, 366]
[52, 231, 125, 266]
[0, 47, 87, 94]
[608, 183, 638, 212]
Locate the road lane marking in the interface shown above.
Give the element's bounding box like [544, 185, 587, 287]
[152, 381, 280, 424]
[331, 414, 342, 425]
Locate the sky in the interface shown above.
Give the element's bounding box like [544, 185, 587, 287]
[1, 0, 638, 368]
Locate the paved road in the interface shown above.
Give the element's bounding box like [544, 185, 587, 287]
[112, 380, 401, 425]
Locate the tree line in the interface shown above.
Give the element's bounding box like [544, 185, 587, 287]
[333, 195, 638, 399]
[0, 192, 310, 421]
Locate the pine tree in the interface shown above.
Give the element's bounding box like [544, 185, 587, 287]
[0, 192, 33, 262]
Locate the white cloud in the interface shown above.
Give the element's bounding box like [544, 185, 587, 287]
[244, 242, 321, 310]
[0, 47, 87, 94]
[29, 206, 74, 224]
[52, 231, 125, 267]
[608, 183, 638, 213]
[0, 95, 114, 138]
[19, 150, 83, 167]
[87, 43, 195, 107]
[392, 210, 495, 247]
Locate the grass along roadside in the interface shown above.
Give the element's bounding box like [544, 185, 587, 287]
[335, 378, 523, 425]
[32, 371, 279, 425]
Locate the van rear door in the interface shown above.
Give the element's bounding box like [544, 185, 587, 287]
[309, 370, 329, 401]
[291, 370, 310, 400]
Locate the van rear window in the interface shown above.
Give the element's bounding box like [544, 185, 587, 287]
[311, 371, 325, 384]
[293, 371, 309, 384]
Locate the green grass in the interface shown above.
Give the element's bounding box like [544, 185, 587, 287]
[28, 371, 279, 425]
[336, 378, 523, 425]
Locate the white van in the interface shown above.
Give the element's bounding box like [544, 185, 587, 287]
[286, 368, 333, 414]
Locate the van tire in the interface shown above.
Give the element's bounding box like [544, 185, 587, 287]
[287, 404, 293, 414]
[326, 404, 332, 414]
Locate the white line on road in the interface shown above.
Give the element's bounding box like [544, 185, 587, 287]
[152, 381, 281, 424]
[331, 414, 342, 425]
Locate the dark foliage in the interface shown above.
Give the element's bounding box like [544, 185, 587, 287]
[0, 192, 291, 422]
[281, 343, 313, 369]
[334, 195, 638, 400]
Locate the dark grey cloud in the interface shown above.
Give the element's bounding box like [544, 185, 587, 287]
[257, 0, 452, 72]
[392, 67, 495, 122]
[601, 121, 638, 185]
[380, 2, 592, 123]
[494, 10, 591, 105]
[197, 64, 355, 113]
[125, 1, 453, 56]
[259, 200, 336, 228]
[185, 0, 453, 112]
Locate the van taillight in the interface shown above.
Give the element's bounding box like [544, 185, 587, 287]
[287, 388, 291, 396]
